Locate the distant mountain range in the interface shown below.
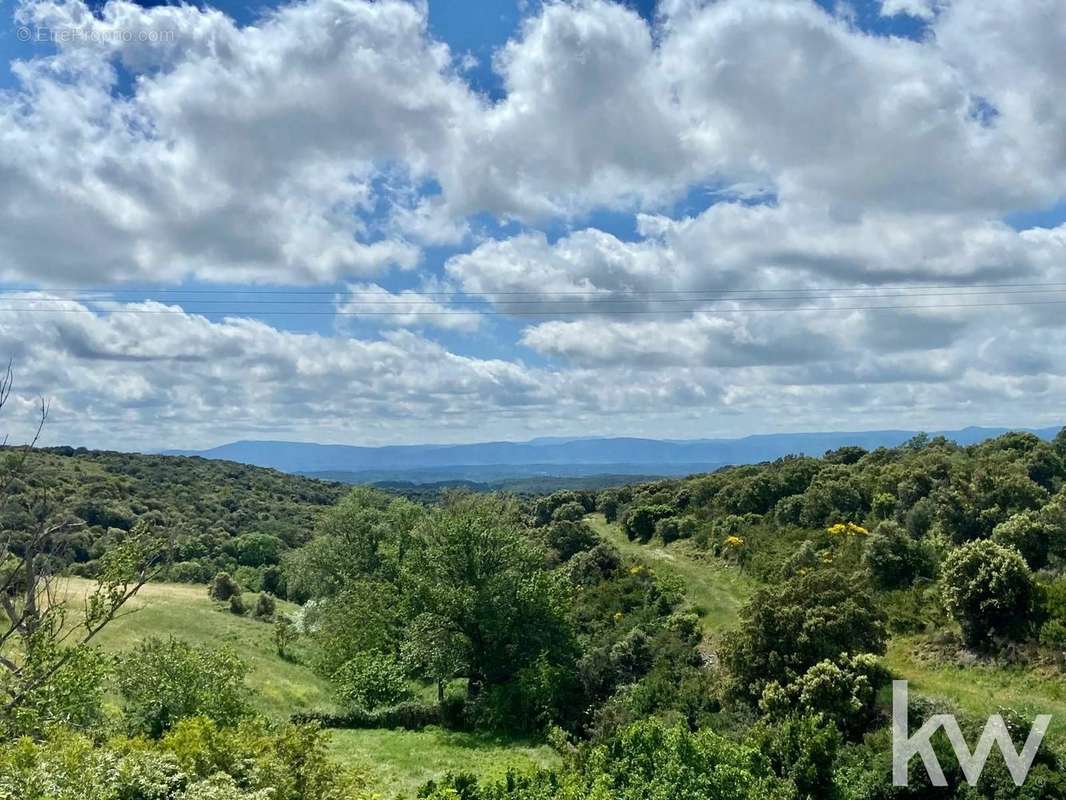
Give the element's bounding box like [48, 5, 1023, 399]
[161, 425, 1062, 484]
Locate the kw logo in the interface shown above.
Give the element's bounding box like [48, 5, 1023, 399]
[892, 681, 1052, 787]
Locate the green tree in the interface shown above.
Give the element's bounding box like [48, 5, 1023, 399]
[115, 636, 250, 737]
[332, 652, 411, 711]
[720, 570, 887, 704]
[941, 539, 1035, 649]
[402, 494, 576, 700]
[992, 507, 1064, 570]
[862, 520, 937, 589]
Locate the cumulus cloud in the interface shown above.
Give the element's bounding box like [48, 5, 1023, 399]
[336, 283, 481, 332]
[3, 0, 1066, 444]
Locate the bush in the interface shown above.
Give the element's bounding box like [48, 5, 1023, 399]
[720, 570, 887, 704]
[551, 501, 586, 523]
[421, 720, 795, 800]
[862, 520, 937, 589]
[621, 504, 673, 543]
[235, 533, 285, 567]
[941, 539, 1035, 649]
[115, 636, 250, 737]
[274, 615, 298, 659]
[747, 713, 840, 798]
[254, 592, 277, 619]
[992, 508, 1063, 570]
[546, 520, 598, 561]
[208, 572, 242, 602]
[759, 652, 889, 738]
[292, 700, 441, 730]
[229, 594, 247, 615]
[332, 652, 412, 711]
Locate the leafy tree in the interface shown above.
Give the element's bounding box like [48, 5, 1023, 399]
[208, 572, 242, 602]
[759, 652, 889, 738]
[115, 636, 250, 737]
[862, 520, 936, 589]
[545, 520, 598, 561]
[551, 501, 586, 523]
[620, 504, 672, 543]
[941, 539, 1035, 649]
[274, 616, 297, 659]
[992, 507, 1064, 570]
[720, 570, 887, 704]
[747, 713, 840, 799]
[310, 580, 404, 677]
[403, 494, 577, 700]
[282, 488, 421, 600]
[332, 652, 411, 711]
[234, 533, 285, 567]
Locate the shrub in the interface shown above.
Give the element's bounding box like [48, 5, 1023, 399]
[747, 713, 840, 798]
[333, 652, 412, 711]
[546, 520, 598, 561]
[621, 504, 673, 543]
[274, 615, 298, 659]
[235, 533, 285, 567]
[992, 508, 1064, 570]
[720, 570, 887, 704]
[208, 572, 241, 602]
[115, 636, 250, 737]
[421, 719, 795, 800]
[551, 501, 586, 523]
[759, 652, 889, 738]
[941, 539, 1035, 649]
[229, 594, 247, 615]
[292, 701, 440, 730]
[862, 520, 937, 589]
[254, 592, 277, 620]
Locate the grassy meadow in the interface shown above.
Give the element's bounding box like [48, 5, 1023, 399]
[62, 578, 558, 794]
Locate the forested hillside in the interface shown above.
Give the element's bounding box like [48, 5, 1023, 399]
[0, 447, 346, 585]
[3, 430, 1066, 799]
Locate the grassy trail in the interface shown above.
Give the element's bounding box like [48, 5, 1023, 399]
[586, 514, 756, 640]
[585, 516, 1066, 746]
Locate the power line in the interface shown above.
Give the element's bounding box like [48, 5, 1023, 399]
[5, 279, 1066, 300]
[3, 286, 1066, 308]
[0, 298, 1065, 316]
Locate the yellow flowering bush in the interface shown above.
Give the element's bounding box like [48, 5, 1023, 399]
[825, 522, 869, 537]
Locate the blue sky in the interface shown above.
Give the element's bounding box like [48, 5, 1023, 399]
[1, 0, 1066, 449]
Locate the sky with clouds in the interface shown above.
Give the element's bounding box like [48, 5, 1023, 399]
[1, 0, 1065, 450]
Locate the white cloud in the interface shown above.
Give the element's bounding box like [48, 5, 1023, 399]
[336, 283, 481, 332]
[880, 0, 939, 20]
[3, 0, 1066, 444]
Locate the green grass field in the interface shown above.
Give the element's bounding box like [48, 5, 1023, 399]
[63, 577, 335, 717]
[63, 578, 557, 795]
[329, 728, 559, 798]
[885, 637, 1066, 747]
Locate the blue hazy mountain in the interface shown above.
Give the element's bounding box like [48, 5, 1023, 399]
[162, 425, 1062, 482]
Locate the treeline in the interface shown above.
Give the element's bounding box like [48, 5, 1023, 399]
[595, 429, 1066, 651]
[0, 447, 347, 587]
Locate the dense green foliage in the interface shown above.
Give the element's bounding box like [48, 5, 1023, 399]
[1, 448, 346, 589]
[3, 429, 1066, 799]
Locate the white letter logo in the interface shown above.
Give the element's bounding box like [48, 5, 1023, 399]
[892, 681, 1051, 787]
